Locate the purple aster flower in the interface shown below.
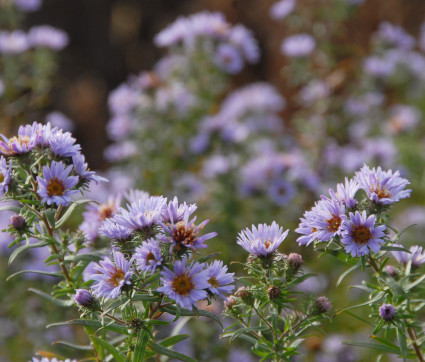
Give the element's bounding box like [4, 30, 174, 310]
[392, 245, 425, 268]
[98, 219, 132, 241]
[214, 43, 243, 74]
[363, 56, 395, 78]
[237, 221, 289, 257]
[124, 189, 150, 204]
[161, 196, 197, 224]
[36, 161, 79, 206]
[201, 155, 231, 178]
[313, 197, 346, 242]
[0, 30, 29, 54]
[159, 209, 216, 252]
[391, 243, 410, 265]
[107, 115, 136, 141]
[295, 208, 321, 246]
[72, 153, 108, 184]
[269, 0, 296, 20]
[281, 34, 315, 57]
[104, 141, 138, 162]
[157, 259, 209, 310]
[22, 122, 53, 147]
[228, 24, 259, 63]
[90, 251, 134, 299]
[379, 303, 396, 321]
[387, 104, 421, 134]
[32, 358, 76, 362]
[13, 0, 42, 12]
[48, 129, 81, 157]
[299, 79, 329, 106]
[134, 238, 163, 274]
[113, 196, 167, 232]
[0, 132, 35, 155]
[376, 22, 415, 50]
[332, 177, 359, 209]
[28, 26, 69, 50]
[108, 83, 140, 116]
[340, 211, 386, 257]
[83, 261, 99, 282]
[268, 179, 296, 206]
[0, 156, 12, 196]
[205, 260, 234, 299]
[355, 165, 411, 205]
[46, 112, 74, 132]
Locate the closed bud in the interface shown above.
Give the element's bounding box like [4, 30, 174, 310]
[224, 296, 237, 310]
[267, 285, 280, 300]
[315, 296, 332, 314]
[288, 253, 303, 270]
[385, 265, 397, 278]
[74, 289, 94, 307]
[236, 287, 253, 305]
[379, 303, 396, 321]
[10, 214, 26, 231]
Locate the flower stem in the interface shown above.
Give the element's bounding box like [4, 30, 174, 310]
[408, 327, 425, 362]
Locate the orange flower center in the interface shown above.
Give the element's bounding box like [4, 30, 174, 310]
[107, 268, 125, 287]
[47, 178, 65, 197]
[146, 252, 156, 263]
[9, 135, 31, 148]
[264, 240, 272, 249]
[372, 186, 390, 199]
[172, 221, 199, 250]
[208, 276, 219, 288]
[327, 215, 342, 232]
[99, 202, 115, 221]
[0, 174, 4, 183]
[172, 273, 194, 296]
[351, 225, 372, 245]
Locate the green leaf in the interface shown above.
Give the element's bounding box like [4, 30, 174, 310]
[381, 245, 411, 253]
[52, 340, 93, 351]
[161, 306, 223, 327]
[55, 199, 93, 229]
[339, 292, 385, 313]
[197, 252, 221, 263]
[286, 273, 316, 289]
[47, 319, 129, 335]
[337, 262, 361, 287]
[344, 310, 375, 327]
[397, 327, 407, 361]
[8, 241, 48, 265]
[7, 269, 62, 281]
[0, 205, 21, 213]
[28, 288, 73, 307]
[228, 326, 268, 343]
[91, 336, 126, 362]
[64, 253, 103, 263]
[343, 341, 401, 354]
[133, 329, 149, 361]
[158, 334, 189, 347]
[148, 340, 197, 362]
[406, 274, 425, 291]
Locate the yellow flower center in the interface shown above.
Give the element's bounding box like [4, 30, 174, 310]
[9, 135, 31, 148]
[327, 215, 342, 232]
[372, 186, 390, 199]
[351, 225, 372, 245]
[172, 273, 194, 296]
[0, 174, 4, 183]
[172, 221, 199, 250]
[208, 276, 219, 288]
[107, 268, 125, 287]
[47, 178, 65, 197]
[264, 240, 272, 249]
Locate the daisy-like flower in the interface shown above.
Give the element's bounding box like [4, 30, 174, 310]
[72, 153, 108, 184]
[340, 211, 386, 257]
[159, 209, 216, 252]
[331, 177, 359, 209]
[113, 196, 167, 232]
[48, 129, 81, 157]
[205, 260, 234, 298]
[214, 43, 243, 74]
[157, 259, 209, 310]
[355, 164, 411, 205]
[391, 244, 425, 267]
[0, 131, 35, 155]
[90, 251, 133, 299]
[99, 219, 132, 241]
[161, 196, 197, 224]
[295, 208, 321, 246]
[37, 161, 79, 206]
[0, 156, 12, 195]
[134, 238, 163, 273]
[237, 221, 289, 257]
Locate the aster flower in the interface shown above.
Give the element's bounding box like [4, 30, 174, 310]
[237, 221, 289, 257]
[72, 153, 108, 184]
[161, 196, 197, 224]
[355, 165, 411, 205]
[74, 289, 94, 307]
[214, 43, 243, 74]
[124, 189, 150, 204]
[113, 196, 167, 232]
[90, 251, 133, 299]
[281, 33, 315, 57]
[269, 0, 296, 20]
[392, 245, 425, 267]
[13, 0, 42, 12]
[159, 209, 216, 252]
[379, 303, 396, 321]
[0, 156, 12, 196]
[99, 219, 132, 241]
[330, 177, 359, 209]
[0, 131, 35, 155]
[295, 208, 321, 246]
[157, 259, 209, 310]
[268, 179, 296, 206]
[46, 112, 75, 132]
[340, 211, 386, 257]
[48, 129, 81, 157]
[391, 244, 410, 265]
[37, 161, 79, 206]
[134, 238, 163, 274]
[28, 25, 69, 50]
[227, 24, 259, 63]
[205, 260, 234, 299]
[0, 30, 29, 54]
[32, 358, 77, 362]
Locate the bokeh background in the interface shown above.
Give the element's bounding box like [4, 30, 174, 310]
[2, 0, 425, 361]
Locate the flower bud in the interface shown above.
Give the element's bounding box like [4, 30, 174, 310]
[379, 303, 396, 321]
[10, 214, 26, 231]
[288, 253, 303, 270]
[74, 289, 94, 307]
[315, 296, 332, 314]
[236, 287, 253, 305]
[385, 265, 397, 278]
[267, 285, 280, 300]
[224, 296, 237, 310]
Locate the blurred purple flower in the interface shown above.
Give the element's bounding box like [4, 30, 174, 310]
[281, 34, 315, 57]
[269, 0, 296, 20]
[28, 25, 69, 50]
[214, 43, 243, 74]
[0, 30, 29, 54]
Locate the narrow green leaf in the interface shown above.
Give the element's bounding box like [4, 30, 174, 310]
[161, 306, 223, 327]
[159, 334, 189, 347]
[148, 340, 197, 362]
[344, 310, 375, 327]
[197, 252, 221, 263]
[47, 319, 129, 335]
[406, 274, 425, 291]
[64, 253, 103, 263]
[91, 336, 126, 362]
[381, 246, 411, 253]
[397, 328, 407, 361]
[7, 269, 62, 281]
[337, 262, 360, 287]
[133, 329, 149, 361]
[8, 241, 48, 265]
[0, 205, 21, 213]
[343, 341, 400, 354]
[340, 292, 385, 312]
[52, 340, 93, 351]
[228, 326, 268, 343]
[28, 288, 73, 307]
[286, 273, 316, 289]
[55, 199, 93, 229]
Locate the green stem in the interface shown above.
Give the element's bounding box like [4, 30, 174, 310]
[407, 327, 425, 362]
